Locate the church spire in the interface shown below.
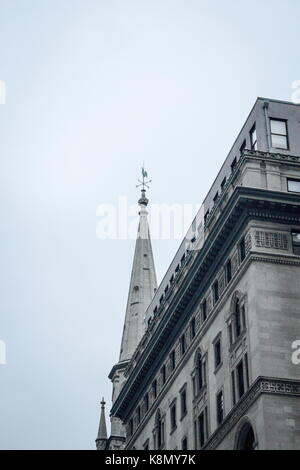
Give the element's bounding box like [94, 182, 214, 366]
[103, 167, 157, 450]
[119, 167, 157, 361]
[95, 398, 108, 450]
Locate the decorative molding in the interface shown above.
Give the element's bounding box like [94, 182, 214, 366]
[204, 377, 300, 450]
[254, 230, 288, 250]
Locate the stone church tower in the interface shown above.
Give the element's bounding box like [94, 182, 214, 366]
[96, 177, 157, 450]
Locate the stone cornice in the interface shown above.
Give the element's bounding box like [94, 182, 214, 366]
[111, 188, 300, 420]
[203, 376, 300, 450]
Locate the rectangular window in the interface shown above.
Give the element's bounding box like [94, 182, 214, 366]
[213, 192, 219, 204]
[288, 178, 300, 193]
[235, 306, 241, 339]
[214, 337, 222, 369]
[170, 350, 176, 372]
[231, 157, 237, 172]
[213, 280, 219, 304]
[144, 393, 149, 412]
[143, 440, 149, 450]
[239, 237, 246, 262]
[129, 418, 134, 436]
[161, 365, 166, 385]
[250, 124, 257, 150]
[216, 390, 224, 425]
[137, 406, 141, 424]
[202, 299, 207, 321]
[231, 370, 236, 405]
[182, 436, 188, 450]
[240, 139, 246, 155]
[237, 360, 245, 399]
[292, 231, 300, 255]
[221, 177, 227, 192]
[192, 376, 196, 398]
[244, 353, 250, 389]
[194, 421, 198, 450]
[180, 388, 187, 418]
[170, 403, 177, 432]
[204, 210, 210, 224]
[270, 118, 289, 150]
[180, 334, 186, 356]
[152, 380, 157, 400]
[190, 317, 196, 340]
[228, 323, 233, 346]
[198, 412, 205, 448]
[226, 259, 232, 283]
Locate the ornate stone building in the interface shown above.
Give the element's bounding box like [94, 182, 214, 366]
[97, 98, 300, 450]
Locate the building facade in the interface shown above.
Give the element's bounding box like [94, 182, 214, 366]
[97, 98, 300, 450]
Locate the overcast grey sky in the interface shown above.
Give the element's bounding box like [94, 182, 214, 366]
[0, 0, 300, 449]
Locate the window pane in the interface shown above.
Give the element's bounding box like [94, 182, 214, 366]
[292, 232, 300, 243]
[288, 179, 300, 192]
[250, 127, 257, 149]
[270, 119, 286, 135]
[271, 134, 288, 149]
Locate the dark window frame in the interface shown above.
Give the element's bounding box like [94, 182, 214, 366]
[170, 350, 176, 372]
[202, 299, 207, 322]
[180, 334, 186, 356]
[287, 178, 300, 193]
[161, 365, 166, 386]
[152, 379, 157, 400]
[250, 124, 257, 150]
[214, 336, 222, 370]
[239, 237, 246, 262]
[216, 390, 225, 425]
[221, 176, 227, 192]
[240, 139, 246, 156]
[181, 436, 188, 450]
[213, 279, 219, 304]
[270, 118, 289, 150]
[292, 230, 300, 255]
[190, 317, 196, 341]
[170, 401, 177, 433]
[231, 157, 237, 172]
[180, 386, 187, 419]
[226, 259, 232, 283]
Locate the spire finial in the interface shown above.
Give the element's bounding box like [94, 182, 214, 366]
[96, 396, 108, 445]
[136, 163, 151, 206]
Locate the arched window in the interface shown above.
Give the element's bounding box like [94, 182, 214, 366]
[192, 349, 206, 397]
[235, 299, 241, 338]
[228, 291, 247, 345]
[235, 420, 257, 450]
[197, 352, 203, 391]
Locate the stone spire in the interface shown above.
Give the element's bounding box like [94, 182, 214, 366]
[103, 168, 157, 450]
[95, 398, 108, 450]
[119, 186, 157, 361]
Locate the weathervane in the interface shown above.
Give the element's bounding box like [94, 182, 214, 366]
[136, 164, 152, 191]
[136, 164, 151, 206]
